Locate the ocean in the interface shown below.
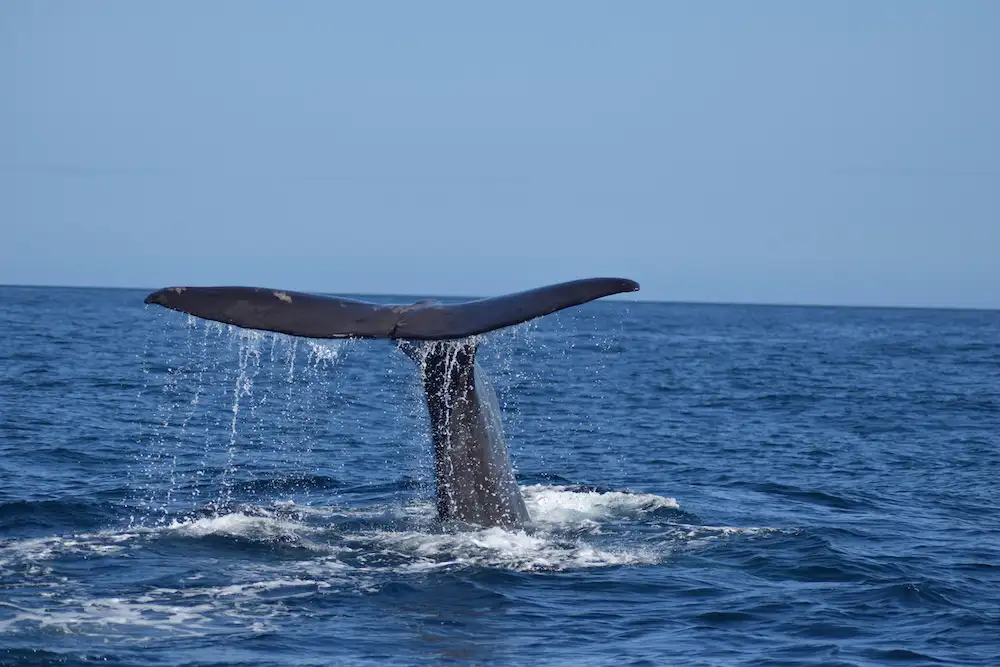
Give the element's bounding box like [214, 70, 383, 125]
[1, 285, 998, 666]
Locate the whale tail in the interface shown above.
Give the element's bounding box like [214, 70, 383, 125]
[144, 278, 638, 341]
[144, 277, 637, 530]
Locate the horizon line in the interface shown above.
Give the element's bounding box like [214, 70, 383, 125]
[1, 281, 997, 314]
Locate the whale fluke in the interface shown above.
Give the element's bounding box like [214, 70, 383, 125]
[144, 278, 638, 341]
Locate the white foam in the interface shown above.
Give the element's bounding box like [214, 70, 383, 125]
[0, 530, 144, 573]
[670, 524, 783, 546]
[0, 489, 788, 642]
[0, 598, 216, 638]
[0, 485, 775, 633]
[368, 527, 658, 572]
[522, 484, 679, 526]
[0, 570, 331, 638]
[149, 577, 335, 600]
[164, 510, 329, 551]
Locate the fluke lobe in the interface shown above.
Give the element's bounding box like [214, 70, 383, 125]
[145, 278, 639, 529]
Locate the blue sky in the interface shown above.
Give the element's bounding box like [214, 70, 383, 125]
[2, 1, 997, 307]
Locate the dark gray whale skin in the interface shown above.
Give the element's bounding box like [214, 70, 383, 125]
[403, 341, 529, 529]
[144, 278, 639, 529]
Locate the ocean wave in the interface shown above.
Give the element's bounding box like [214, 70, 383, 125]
[366, 527, 658, 572]
[521, 484, 680, 526]
[0, 499, 110, 533]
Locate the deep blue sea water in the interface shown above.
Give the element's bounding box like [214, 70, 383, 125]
[1, 286, 998, 666]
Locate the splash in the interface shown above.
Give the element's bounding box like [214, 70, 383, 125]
[221, 329, 266, 504]
[166, 510, 325, 545]
[132, 317, 354, 524]
[523, 484, 680, 526]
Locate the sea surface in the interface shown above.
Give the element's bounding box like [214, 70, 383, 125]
[1, 286, 998, 666]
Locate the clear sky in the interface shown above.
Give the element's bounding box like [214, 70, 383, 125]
[2, 1, 997, 307]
